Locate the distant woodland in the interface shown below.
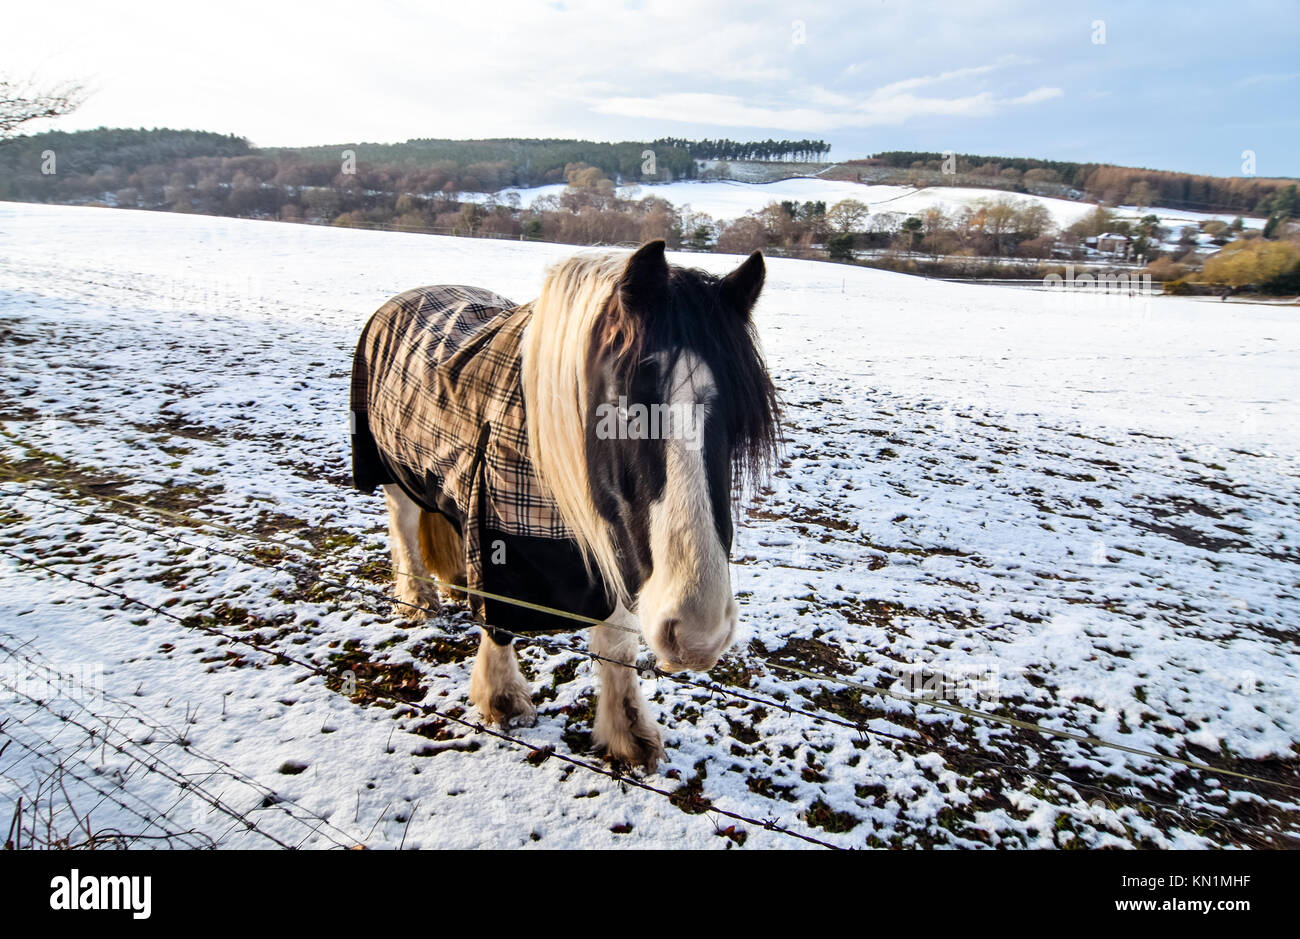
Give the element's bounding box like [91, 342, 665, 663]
[1, 127, 1297, 292]
[856, 151, 1293, 216]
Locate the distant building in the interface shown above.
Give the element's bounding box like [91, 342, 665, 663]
[1095, 232, 1132, 258]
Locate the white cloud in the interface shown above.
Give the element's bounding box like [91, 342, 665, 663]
[591, 48, 1061, 132]
[593, 93, 832, 128]
[1009, 87, 1064, 106]
[591, 80, 1064, 131]
[1236, 71, 1300, 87]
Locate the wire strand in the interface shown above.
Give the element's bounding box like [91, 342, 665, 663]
[0, 544, 843, 849]
[4, 472, 1294, 798]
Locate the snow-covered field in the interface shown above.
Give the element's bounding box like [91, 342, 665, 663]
[471, 176, 1265, 235]
[1, 202, 1297, 849]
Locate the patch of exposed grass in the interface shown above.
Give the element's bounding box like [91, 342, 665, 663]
[804, 798, 858, 833]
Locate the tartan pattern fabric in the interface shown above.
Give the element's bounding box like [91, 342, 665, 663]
[350, 285, 573, 596]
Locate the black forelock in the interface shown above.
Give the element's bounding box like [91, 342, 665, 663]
[583, 259, 781, 588]
[651, 264, 782, 491]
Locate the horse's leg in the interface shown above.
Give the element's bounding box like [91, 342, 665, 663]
[592, 606, 664, 772]
[382, 484, 440, 615]
[468, 630, 536, 728]
[417, 509, 466, 602]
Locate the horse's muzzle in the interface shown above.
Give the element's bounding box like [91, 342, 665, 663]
[651, 611, 736, 673]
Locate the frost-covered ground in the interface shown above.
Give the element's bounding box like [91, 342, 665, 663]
[468, 176, 1266, 235]
[1, 202, 1297, 849]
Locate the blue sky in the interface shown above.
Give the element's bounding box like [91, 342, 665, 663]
[4, 0, 1298, 176]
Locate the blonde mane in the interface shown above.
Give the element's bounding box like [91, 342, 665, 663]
[520, 250, 630, 603]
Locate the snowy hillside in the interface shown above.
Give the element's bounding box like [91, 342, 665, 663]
[1, 202, 1297, 849]
[470, 176, 1265, 234]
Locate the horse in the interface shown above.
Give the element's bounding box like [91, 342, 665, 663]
[349, 240, 779, 770]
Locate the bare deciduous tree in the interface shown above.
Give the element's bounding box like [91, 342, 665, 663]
[0, 76, 85, 137]
[827, 198, 870, 234]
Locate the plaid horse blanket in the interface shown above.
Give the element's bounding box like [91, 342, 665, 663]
[350, 285, 612, 631]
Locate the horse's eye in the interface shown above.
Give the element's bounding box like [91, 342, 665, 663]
[629, 367, 659, 402]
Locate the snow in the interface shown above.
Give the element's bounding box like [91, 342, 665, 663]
[466, 177, 1267, 234]
[1, 201, 1297, 850]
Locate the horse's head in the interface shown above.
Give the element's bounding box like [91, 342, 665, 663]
[579, 241, 779, 671]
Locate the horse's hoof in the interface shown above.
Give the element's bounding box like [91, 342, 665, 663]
[394, 585, 440, 618]
[472, 689, 536, 729]
[596, 718, 665, 773]
[501, 701, 537, 729]
[610, 740, 664, 774]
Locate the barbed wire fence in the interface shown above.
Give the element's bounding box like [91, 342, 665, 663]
[1, 471, 1297, 849]
[0, 544, 845, 850]
[0, 630, 363, 850]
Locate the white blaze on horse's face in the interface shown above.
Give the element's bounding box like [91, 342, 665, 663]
[636, 352, 738, 673]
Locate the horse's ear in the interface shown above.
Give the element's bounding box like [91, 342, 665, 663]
[618, 240, 669, 316]
[720, 250, 765, 319]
